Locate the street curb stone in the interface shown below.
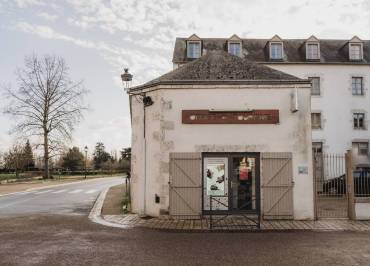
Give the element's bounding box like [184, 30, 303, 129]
[89, 187, 133, 229]
[89, 185, 370, 232]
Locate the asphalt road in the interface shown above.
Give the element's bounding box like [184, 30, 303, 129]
[0, 176, 124, 217]
[1, 176, 370, 265]
[1, 215, 370, 266]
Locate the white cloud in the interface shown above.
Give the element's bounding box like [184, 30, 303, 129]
[14, 22, 171, 84]
[4, 0, 370, 152]
[13, 0, 42, 8]
[38, 12, 58, 21]
[73, 116, 131, 152]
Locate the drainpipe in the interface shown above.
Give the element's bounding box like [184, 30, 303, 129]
[142, 93, 147, 216]
[127, 89, 153, 216]
[141, 94, 154, 216]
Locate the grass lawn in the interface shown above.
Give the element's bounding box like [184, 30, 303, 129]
[0, 173, 19, 181]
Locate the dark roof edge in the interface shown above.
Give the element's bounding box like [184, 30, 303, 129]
[128, 79, 311, 93]
[174, 60, 370, 65]
[177, 37, 370, 42]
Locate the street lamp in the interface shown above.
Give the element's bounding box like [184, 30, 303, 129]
[84, 146, 88, 179]
[121, 68, 133, 91]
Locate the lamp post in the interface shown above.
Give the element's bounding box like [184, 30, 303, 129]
[84, 146, 88, 179]
[120, 68, 133, 212]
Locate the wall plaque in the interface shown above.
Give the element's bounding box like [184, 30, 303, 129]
[182, 110, 279, 124]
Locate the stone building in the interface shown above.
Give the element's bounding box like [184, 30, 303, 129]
[128, 49, 313, 220]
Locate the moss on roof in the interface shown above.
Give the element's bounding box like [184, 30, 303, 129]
[146, 50, 301, 85]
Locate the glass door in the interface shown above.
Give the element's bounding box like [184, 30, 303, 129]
[230, 156, 257, 211]
[203, 153, 260, 214]
[203, 157, 228, 211]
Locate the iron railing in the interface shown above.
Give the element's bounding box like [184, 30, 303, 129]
[354, 170, 370, 197]
[208, 195, 260, 230]
[313, 153, 348, 218]
[314, 153, 347, 197]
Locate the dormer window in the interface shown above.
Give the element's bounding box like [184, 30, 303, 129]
[270, 43, 283, 60]
[305, 36, 320, 61]
[187, 41, 201, 59]
[306, 43, 320, 60]
[228, 42, 241, 56]
[348, 36, 363, 61]
[186, 34, 202, 59]
[227, 35, 242, 57]
[349, 43, 363, 60]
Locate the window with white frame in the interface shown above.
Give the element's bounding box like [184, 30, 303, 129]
[353, 113, 365, 129]
[309, 77, 320, 96]
[311, 113, 322, 129]
[187, 41, 201, 59]
[270, 43, 283, 59]
[306, 43, 320, 60]
[312, 142, 323, 155]
[357, 142, 369, 155]
[352, 77, 364, 95]
[228, 42, 241, 56]
[349, 44, 363, 60]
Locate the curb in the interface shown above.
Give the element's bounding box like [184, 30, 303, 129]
[0, 176, 121, 198]
[88, 187, 133, 229]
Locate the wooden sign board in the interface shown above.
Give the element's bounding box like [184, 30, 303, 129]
[182, 110, 279, 124]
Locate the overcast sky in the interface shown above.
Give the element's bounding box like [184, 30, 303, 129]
[1, 0, 370, 155]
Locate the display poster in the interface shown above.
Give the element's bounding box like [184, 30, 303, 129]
[206, 163, 225, 196]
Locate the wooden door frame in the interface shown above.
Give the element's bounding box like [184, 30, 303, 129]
[201, 152, 261, 216]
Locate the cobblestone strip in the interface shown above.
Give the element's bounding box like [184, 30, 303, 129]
[93, 190, 370, 232]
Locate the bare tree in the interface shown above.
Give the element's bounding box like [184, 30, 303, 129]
[4, 54, 88, 179]
[3, 144, 27, 178]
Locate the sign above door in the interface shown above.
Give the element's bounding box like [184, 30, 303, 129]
[182, 109, 279, 124]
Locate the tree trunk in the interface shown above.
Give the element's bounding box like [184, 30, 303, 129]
[43, 131, 50, 179]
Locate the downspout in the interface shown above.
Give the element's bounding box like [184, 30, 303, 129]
[143, 93, 147, 216]
[128, 90, 148, 217]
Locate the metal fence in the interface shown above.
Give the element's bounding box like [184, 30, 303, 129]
[208, 195, 260, 230]
[354, 170, 370, 197]
[314, 154, 347, 195]
[314, 153, 348, 218]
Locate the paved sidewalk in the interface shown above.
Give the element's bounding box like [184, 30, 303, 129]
[102, 214, 370, 232]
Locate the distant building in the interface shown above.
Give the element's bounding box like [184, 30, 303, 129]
[172, 34, 370, 169]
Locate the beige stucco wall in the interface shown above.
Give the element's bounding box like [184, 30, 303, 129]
[130, 84, 314, 220]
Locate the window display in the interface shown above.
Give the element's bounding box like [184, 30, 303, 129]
[206, 163, 225, 196]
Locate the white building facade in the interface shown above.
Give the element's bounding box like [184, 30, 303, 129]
[172, 34, 370, 169]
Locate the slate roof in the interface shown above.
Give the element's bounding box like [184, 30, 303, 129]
[131, 50, 306, 91]
[173, 37, 370, 64]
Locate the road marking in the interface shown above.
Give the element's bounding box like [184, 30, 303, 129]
[0, 177, 124, 198]
[51, 189, 67, 194]
[85, 189, 97, 194]
[34, 190, 53, 195]
[11, 191, 31, 195]
[69, 189, 83, 194]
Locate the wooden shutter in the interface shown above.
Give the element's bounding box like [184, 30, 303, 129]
[261, 152, 294, 220]
[169, 153, 202, 219]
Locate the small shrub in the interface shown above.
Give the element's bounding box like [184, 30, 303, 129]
[121, 195, 131, 214]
